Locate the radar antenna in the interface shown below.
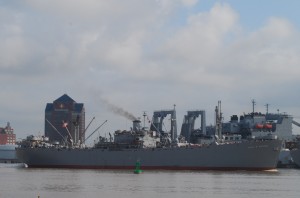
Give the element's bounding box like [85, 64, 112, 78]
[143, 111, 147, 128]
[252, 99, 256, 116]
[265, 103, 270, 114]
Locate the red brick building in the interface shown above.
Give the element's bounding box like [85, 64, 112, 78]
[0, 122, 16, 145]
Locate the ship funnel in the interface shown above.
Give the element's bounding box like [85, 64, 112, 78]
[133, 120, 141, 132]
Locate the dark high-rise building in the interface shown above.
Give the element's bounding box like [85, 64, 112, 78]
[45, 94, 85, 144]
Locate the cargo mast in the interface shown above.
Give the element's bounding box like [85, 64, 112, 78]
[215, 101, 222, 141]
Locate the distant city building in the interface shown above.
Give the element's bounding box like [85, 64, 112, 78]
[0, 122, 16, 145]
[45, 94, 85, 144]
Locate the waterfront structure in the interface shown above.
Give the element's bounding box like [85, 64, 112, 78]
[45, 94, 85, 144]
[0, 122, 18, 162]
[0, 122, 16, 145]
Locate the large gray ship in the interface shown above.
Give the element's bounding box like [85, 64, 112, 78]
[16, 102, 282, 171]
[16, 137, 281, 170]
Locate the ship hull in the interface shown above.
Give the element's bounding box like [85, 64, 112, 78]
[291, 149, 300, 168]
[16, 140, 282, 171]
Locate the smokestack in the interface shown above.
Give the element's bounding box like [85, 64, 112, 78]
[132, 120, 141, 132]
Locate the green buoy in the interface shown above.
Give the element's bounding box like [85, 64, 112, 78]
[134, 161, 142, 174]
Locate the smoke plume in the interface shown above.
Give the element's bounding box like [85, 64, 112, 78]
[103, 99, 137, 121]
[91, 90, 137, 121]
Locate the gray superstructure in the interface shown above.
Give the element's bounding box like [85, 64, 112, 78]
[179, 101, 300, 168]
[183, 112, 295, 143]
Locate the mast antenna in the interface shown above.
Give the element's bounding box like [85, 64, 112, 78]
[143, 111, 147, 128]
[265, 104, 270, 114]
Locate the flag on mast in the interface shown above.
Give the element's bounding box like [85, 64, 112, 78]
[62, 121, 68, 128]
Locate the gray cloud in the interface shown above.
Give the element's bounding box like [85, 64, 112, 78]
[1, 1, 300, 137]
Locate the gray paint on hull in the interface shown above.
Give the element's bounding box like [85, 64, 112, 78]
[16, 140, 282, 170]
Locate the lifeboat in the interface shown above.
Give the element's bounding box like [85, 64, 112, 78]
[264, 124, 272, 129]
[255, 124, 264, 129]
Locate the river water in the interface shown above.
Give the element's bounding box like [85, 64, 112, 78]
[0, 163, 300, 198]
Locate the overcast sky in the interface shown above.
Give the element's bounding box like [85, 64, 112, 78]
[1, 0, 300, 142]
